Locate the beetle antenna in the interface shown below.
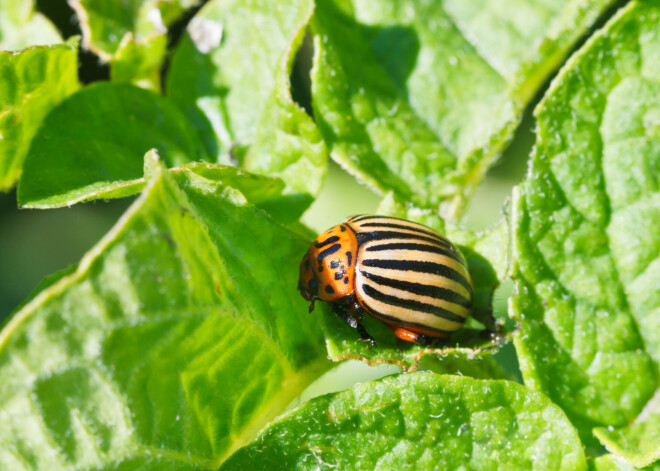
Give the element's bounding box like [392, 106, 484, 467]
[308, 298, 316, 313]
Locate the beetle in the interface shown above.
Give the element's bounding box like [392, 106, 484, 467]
[298, 214, 473, 346]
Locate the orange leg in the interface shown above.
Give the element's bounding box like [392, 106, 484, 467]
[386, 324, 448, 345]
[387, 325, 420, 343]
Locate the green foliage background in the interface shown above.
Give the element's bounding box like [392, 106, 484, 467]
[0, 0, 658, 470]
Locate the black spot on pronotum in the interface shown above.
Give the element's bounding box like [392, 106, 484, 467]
[340, 225, 347, 232]
[346, 251, 352, 266]
[317, 243, 341, 262]
[315, 235, 340, 249]
[334, 266, 347, 280]
[325, 285, 335, 294]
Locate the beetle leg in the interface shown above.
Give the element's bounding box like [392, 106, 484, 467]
[331, 304, 376, 348]
[413, 333, 440, 347]
[331, 304, 358, 328]
[355, 323, 376, 348]
[348, 297, 365, 322]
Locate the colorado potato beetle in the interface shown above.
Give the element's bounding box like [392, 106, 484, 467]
[298, 215, 473, 346]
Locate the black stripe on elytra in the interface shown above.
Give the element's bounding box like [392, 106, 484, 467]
[315, 235, 340, 249]
[359, 296, 456, 334]
[359, 222, 448, 242]
[317, 243, 341, 262]
[365, 241, 462, 263]
[355, 230, 449, 247]
[362, 284, 466, 324]
[360, 259, 472, 295]
[368, 312, 455, 334]
[349, 214, 401, 223]
[361, 271, 471, 308]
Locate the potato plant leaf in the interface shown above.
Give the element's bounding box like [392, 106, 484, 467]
[221, 373, 587, 470]
[0, 0, 61, 50]
[320, 193, 509, 371]
[310, 0, 617, 218]
[591, 454, 660, 471]
[511, 0, 660, 449]
[17, 82, 208, 207]
[69, 0, 199, 89]
[417, 353, 511, 381]
[111, 33, 168, 91]
[0, 38, 80, 191]
[167, 0, 327, 211]
[594, 394, 660, 469]
[0, 152, 330, 470]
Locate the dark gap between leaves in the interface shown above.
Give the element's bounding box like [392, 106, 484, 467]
[469, 0, 631, 231]
[494, 0, 630, 176]
[291, 31, 314, 117]
[36, 0, 109, 83]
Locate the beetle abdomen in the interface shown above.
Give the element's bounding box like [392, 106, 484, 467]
[347, 215, 472, 337]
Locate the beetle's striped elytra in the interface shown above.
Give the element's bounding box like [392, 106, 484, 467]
[298, 215, 473, 345]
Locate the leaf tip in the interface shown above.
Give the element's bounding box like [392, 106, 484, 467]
[143, 149, 162, 179]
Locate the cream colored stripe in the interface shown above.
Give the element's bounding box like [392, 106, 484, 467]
[357, 264, 471, 300]
[359, 246, 470, 279]
[364, 237, 446, 249]
[357, 281, 464, 331]
[362, 247, 461, 267]
[353, 217, 445, 235]
[364, 278, 470, 318]
[354, 222, 450, 243]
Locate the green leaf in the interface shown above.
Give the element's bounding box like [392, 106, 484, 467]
[0, 152, 330, 469]
[221, 373, 587, 470]
[0, 0, 61, 50]
[173, 162, 313, 225]
[167, 0, 327, 211]
[591, 454, 660, 471]
[594, 393, 660, 469]
[3, 264, 77, 325]
[310, 0, 617, 218]
[417, 353, 511, 381]
[0, 38, 80, 191]
[511, 0, 660, 447]
[70, 0, 195, 58]
[70, 0, 198, 89]
[111, 33, 168, 92]
[320, 193, 508, 371]
[17, 82, 208, 208]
